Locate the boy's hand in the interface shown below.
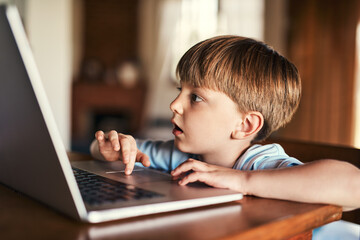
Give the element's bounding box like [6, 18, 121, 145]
[171, 159, 247, 193]
[95, 130, 150, 175]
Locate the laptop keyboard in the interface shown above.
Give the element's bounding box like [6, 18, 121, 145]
[72, 168, 163, 206]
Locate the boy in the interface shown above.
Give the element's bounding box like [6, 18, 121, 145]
[91, 36, 360, 210]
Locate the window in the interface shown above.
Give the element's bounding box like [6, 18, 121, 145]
[170, 0, 265, 81]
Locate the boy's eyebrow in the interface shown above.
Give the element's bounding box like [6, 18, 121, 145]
[178, 82, 213, 94]
[192, 86, 212, 93]
[191, 87, 215, 99]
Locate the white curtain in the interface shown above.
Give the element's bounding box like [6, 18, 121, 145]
[138, 0, 182, 121]
[220, 0, 264, 40]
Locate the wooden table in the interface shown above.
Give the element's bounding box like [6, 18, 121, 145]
[0, 153, 342, 240]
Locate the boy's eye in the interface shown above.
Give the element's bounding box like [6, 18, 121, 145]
[190, 94, 203, 103]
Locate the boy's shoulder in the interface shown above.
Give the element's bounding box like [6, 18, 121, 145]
[233, 143, 302, 170]
[247, 143, 288, 155]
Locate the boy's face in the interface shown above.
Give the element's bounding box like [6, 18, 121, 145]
[170, 82, 244, 155]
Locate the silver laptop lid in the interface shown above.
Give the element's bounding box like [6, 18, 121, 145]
[0, 4, 87, 220]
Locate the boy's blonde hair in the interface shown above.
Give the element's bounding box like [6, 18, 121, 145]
[176, 35, 301, 142]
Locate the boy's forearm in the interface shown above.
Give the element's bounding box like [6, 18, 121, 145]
[244, 159, 360, 210]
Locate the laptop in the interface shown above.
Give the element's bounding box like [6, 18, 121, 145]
[0, 4, 242, 223]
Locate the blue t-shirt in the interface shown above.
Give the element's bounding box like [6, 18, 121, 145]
[136, 139, 302, 172]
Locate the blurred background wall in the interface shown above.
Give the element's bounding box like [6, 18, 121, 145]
[1, 0, 359, 152]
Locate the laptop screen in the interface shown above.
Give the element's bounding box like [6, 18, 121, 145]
[0, 5, 83, 218]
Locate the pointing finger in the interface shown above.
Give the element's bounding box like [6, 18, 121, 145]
[108, 130, 120, 151]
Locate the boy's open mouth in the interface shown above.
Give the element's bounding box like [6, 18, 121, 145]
[172, 124, 183, 136]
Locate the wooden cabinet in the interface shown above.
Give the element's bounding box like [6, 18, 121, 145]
[71, 0, 143, 152]
[71, 82, 146, 152]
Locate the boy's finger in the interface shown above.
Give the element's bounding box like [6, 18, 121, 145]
[136, 151, 150, 167]
[95, 130, 105, 142]
[171, 172, 187, 180]
[178, 171, 208, 186]
[95, 131, 107, 148]
[119, 136, 131, 163]
[129, 137, 138, 166]
[108, 130, 120, 151]
[171, 159, 206, 176]
[95, 130, 104, 139]
[125, 159, 135, 175]
[171, 162, 193, 176]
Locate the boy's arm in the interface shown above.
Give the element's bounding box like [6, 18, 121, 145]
[245, 159, 360, 210]
[171, 159, 360, 210]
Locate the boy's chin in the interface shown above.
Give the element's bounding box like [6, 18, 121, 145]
[173, 138, 182, 149]
[173, 139, 191, 153]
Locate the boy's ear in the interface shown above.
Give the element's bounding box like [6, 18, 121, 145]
[231, 111, 264, 139]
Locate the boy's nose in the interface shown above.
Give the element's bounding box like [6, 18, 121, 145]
[170, 96, 183, 115]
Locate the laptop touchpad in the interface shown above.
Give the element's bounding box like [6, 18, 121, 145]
[105, 167, 172, 183]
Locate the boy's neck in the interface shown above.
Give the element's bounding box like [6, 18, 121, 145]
[200, 141, 252, 168]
